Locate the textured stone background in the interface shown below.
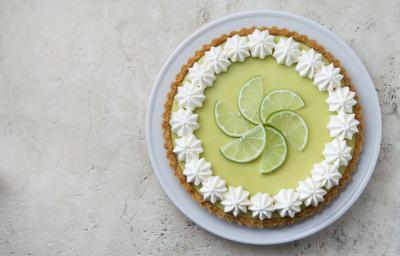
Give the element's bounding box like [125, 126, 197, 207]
[0, 0, 399, 255]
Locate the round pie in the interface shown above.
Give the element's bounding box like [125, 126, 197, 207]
[162, 27, 363, 227]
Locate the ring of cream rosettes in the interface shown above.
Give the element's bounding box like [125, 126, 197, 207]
[169, 29, 359, 219]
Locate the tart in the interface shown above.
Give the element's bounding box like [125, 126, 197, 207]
[162, 27, 363, 227]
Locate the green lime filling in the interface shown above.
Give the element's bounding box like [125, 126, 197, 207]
[171, 40, 355, 198]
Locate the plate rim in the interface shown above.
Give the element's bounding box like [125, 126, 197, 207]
[146, 10, 382, 245]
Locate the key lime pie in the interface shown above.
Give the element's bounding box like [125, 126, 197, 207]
[162, 27, 363, 227]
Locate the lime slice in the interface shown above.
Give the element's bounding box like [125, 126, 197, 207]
[214, 101, 255, 137]
[260, 90, 305, 124]
[220, 125, 266, 163]
[238, 76, 264, 124]
[260, 126, 287, 173]
[267, 110, 308, 151]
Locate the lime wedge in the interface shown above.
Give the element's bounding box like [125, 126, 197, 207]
[238, 76, 264, 124]
[214, 101, 255, 137]
[260, 90, 305, 123]
[260, 126, 287, 173]
[267, 110, 308, 151]
[220, 125, 266, 163]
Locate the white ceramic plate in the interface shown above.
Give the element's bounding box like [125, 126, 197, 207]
[146, 11, 381, 245]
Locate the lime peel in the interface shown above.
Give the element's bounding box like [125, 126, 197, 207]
[260, 89, 305, 124]
[220, 125, 266, 163]
[267, 110, 308, 151]
[238, 76, 264, 124]
[260, 126, 288, 173]
[214, 100, 255, 137]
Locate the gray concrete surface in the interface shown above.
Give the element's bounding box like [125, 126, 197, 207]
[0, 0, 399, 255]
